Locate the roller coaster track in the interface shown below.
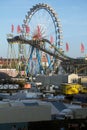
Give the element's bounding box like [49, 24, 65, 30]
[7, 36, 74, 62]
[7, 36, 87, 74]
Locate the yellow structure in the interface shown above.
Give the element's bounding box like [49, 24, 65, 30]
[81, 86, 87, 93]
[60, 83, 82, 95]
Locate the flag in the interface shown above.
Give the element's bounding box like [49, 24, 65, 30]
[37, 25, 42, 38]
[80, 43, 84, 53]
[50, 36, 54, 44]
[17, 25, 21, 33]
[11, 24, 14, 33]
[26, 25, 30, 33]
[66, 42, 69, 52]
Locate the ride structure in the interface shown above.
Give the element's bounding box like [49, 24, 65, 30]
[7, 3, 87, 76]
[7, 3, 64, 75]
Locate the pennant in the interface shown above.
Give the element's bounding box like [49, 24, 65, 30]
[17, 25, 21, 33]
[11, 24, 14, 33]
[80, 43, 84, 53]
[37, 25, 42, 39]
[26, 25, 30, 33]
[66, 42, 69, 52]
[50, 36, 54, 44]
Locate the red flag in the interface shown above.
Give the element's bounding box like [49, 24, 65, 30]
[17, 25, 21, 33]
[26, 25, 30, 33]
[80, 43, 84, 53]
[50, 36, 54, 44]
[66, 42, 69, 52]
[11, 24, 14, 33]
[37, 25, 42, 38]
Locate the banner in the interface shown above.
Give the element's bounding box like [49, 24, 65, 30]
[66, 42, 69, 52]
[80, 43, 84, 53]
[11, 24, 14, 33]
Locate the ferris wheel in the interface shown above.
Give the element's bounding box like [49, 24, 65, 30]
[21, 3, 63, 75]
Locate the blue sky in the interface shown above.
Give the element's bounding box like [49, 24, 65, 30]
[0, 0, 87, 58]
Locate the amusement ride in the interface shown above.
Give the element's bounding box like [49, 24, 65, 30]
[7, 3, 87, 76]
